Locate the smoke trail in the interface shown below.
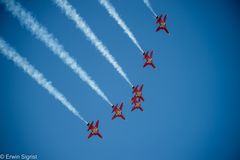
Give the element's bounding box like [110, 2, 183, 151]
[143, 0, 157, 17]
[99, 0, 144, 54]
[0, 0, 113, 106]
[0, 38, 88, 124]
[53, 0, 133, 88]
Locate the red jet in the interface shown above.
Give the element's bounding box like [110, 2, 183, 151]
[112, 103, 126, 120]
[143, 51, 156, 69]
[132, 84, 144, 101]
[156, 15, 169, 34]
[87, 120, 103, 139]
[131, 100, 144, 112]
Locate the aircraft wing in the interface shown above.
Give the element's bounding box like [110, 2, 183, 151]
[156, 15, 162, 24]
[150, 51, 153, 57]
[97, 133, 103, 139]
[112, 104, 117, 112]
[119, 103, 123, 110]
[133, 85, 139, 93]
[88, 133, 93, 139]
[139, 84, 144, 91]
[95, 120, 99, 128]
[164, 15, 167, 22]
[87, 121, 94, 131]
[112, 114, 117, 120]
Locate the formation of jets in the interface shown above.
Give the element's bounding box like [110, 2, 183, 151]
[142, 14, 169, 69]
[131, 85, 144, 112]
[87, 13, 169, 139]
[0, 0, 169, 140]
[132, 85, 144, 102]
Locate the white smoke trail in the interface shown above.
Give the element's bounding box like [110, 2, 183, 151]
[0, 0, 113, 106]
[53, 0, 133, 88]
[0, 38, 88, 124]
[99, 0, 144, 54]
[143, 0, 157, 17]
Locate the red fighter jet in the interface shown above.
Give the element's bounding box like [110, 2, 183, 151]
[143, 51, 156, 69]
[132, 84, 144, 101]
[111, 103, 126, 120]
[131, 99, 144, 112]
[87, 120, 103, 139]
[156, 15, 169, 34]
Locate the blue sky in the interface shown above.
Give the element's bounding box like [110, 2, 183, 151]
[0, 0, 239, 160]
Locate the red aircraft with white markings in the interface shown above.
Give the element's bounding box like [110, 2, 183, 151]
[112, 103, 126, 120]
[131, 100, 144, 112]
[87, 120, 103, 139]
[132, 84, 144, 102]
[156, 15, 169, 34]
[143, 51, 156, 69]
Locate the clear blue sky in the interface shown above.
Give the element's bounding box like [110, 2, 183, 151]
[0, 0, 239, 160]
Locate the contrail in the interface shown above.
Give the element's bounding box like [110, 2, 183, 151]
[143, 0, 157, 17]
[99, 0, 144, 54]
[0, 37, 88, 124]
[0, 0, 113, 106]
[53, 0, 133, 88]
